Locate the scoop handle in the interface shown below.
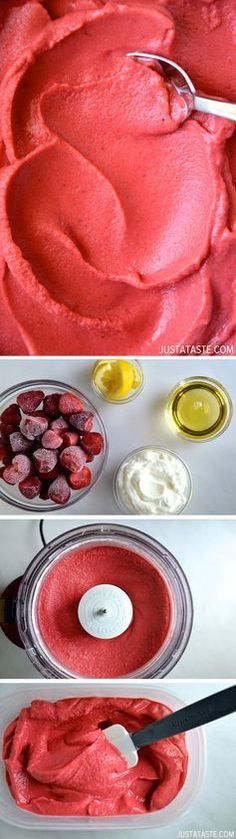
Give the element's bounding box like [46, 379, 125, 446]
[132, 686, 236, 751]
[194, 94, 236, 122]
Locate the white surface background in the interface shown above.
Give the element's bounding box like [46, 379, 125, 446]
[0, 680, 235, 839]
[0, 357, 235, 515]
[0, 518, 236, 679]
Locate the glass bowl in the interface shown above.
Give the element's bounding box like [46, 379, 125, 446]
[166, 376, 233, 441]
[113, 446, 193, 515]
[91, 359, 144, 403]
[16, 522, 193, 679]
[0, 379, 108, 511]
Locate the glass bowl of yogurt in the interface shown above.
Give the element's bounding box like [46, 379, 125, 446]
[3, 523, 193, 679]
[0, 682, 206, 830]
[0, 379, 108, 511]
[114, 446, 193, 514]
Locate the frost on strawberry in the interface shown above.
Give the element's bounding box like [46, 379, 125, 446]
[48, 475, 71, 505]
[60, 445, 87, 473]
[20, 415, 48, 440]
[59, 392, 84, 415]
[17, 390, 44, 414]
[69, 411, 93, 432]
[33, 448, 58, 475]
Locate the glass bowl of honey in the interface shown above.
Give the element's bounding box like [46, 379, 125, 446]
[166, 376, 233, 441]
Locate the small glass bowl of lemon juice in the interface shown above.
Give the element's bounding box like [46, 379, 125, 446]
[92, 359, 144, 403]
[166, 376, 233, 441]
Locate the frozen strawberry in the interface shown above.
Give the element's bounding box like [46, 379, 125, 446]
[80, 432, 104, 456]
[0, 466, 5, 477]
[39, 465, 60, 481]
[43, 393, 61, 418]
[41, 430, 63, 449]
[3, 454, 32, 484]
[1, 403, 21, 426]
[51, 416, 68, 432]
[33, 449, 58, 475]
[70, 411, 93, 432]
[60, 431, 79, 448]
[10, 431, 31, 453]
[59, 392, 84, 415]
[68, 466, 91, 490]
[60, 445, 87, 472]
[19, 476, 42, 499]
[17, 390, 44, 414]
[48, 475, 71, 505]
[39, 482, 49, 500]
[20, 414, 48, 440]
[31, 410, 49, 419]
[2, 452, 12, 466]
[0, 443, 9, 461]
[0, 422, 15, 440]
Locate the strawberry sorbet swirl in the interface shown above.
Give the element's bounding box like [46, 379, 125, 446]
[0, 0, 236, 354]
[3, 696, 188, 815]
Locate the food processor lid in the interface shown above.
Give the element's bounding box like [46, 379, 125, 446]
[78, 584, 133, 639]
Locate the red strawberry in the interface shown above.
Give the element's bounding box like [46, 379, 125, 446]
[33, 449, 58, 475]
[60, 445, 87, 473]
[48, 475, 71, 505]
[41, 430, 63, 449]
[0, 422, 16, 440]
[17, 390, 44, 414]
[2, 452, 12, 466]
[59, 392, 84, 415]
[10, 431, 31, 453]
[60, 431, 79, 448]
[68, 467, 91, 490]
[3, 454, 32, 484]
[39, 482, 50, 500]
[1, 403, 21, 426]
[0, 443, 9, 461]
[51, 416, 68, 432]
[43, 393, 61, 418]
[69, 411, 93, 432]
[19, 476, 42, 499]
[39, 465, 60, 481]
[80, 432, 104, 456]
[20, 415, 48, 440]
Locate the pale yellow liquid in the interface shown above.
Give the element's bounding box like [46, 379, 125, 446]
[168, 380, 231, 440]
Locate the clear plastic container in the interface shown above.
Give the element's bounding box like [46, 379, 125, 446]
[113, 446, 193, 515]
[0, 379, 108, 511]
[0, 681, 206, 830]
[15, 522, 193, 679]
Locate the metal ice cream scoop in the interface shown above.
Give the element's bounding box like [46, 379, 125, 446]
[104, 685, 236, 768]
[127, 53, 236, 122]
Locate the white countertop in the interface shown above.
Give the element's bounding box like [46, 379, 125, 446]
[0, 681, 235, 839]
[0, 357, 235, 515]
[0, 518, 235, 679]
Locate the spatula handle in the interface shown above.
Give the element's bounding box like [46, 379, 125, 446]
[132, 686, 236, 751]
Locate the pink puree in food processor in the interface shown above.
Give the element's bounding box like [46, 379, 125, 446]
[37, 545, 172, 677]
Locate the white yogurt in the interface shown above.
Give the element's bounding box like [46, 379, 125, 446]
[115, 447, 191, 514]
